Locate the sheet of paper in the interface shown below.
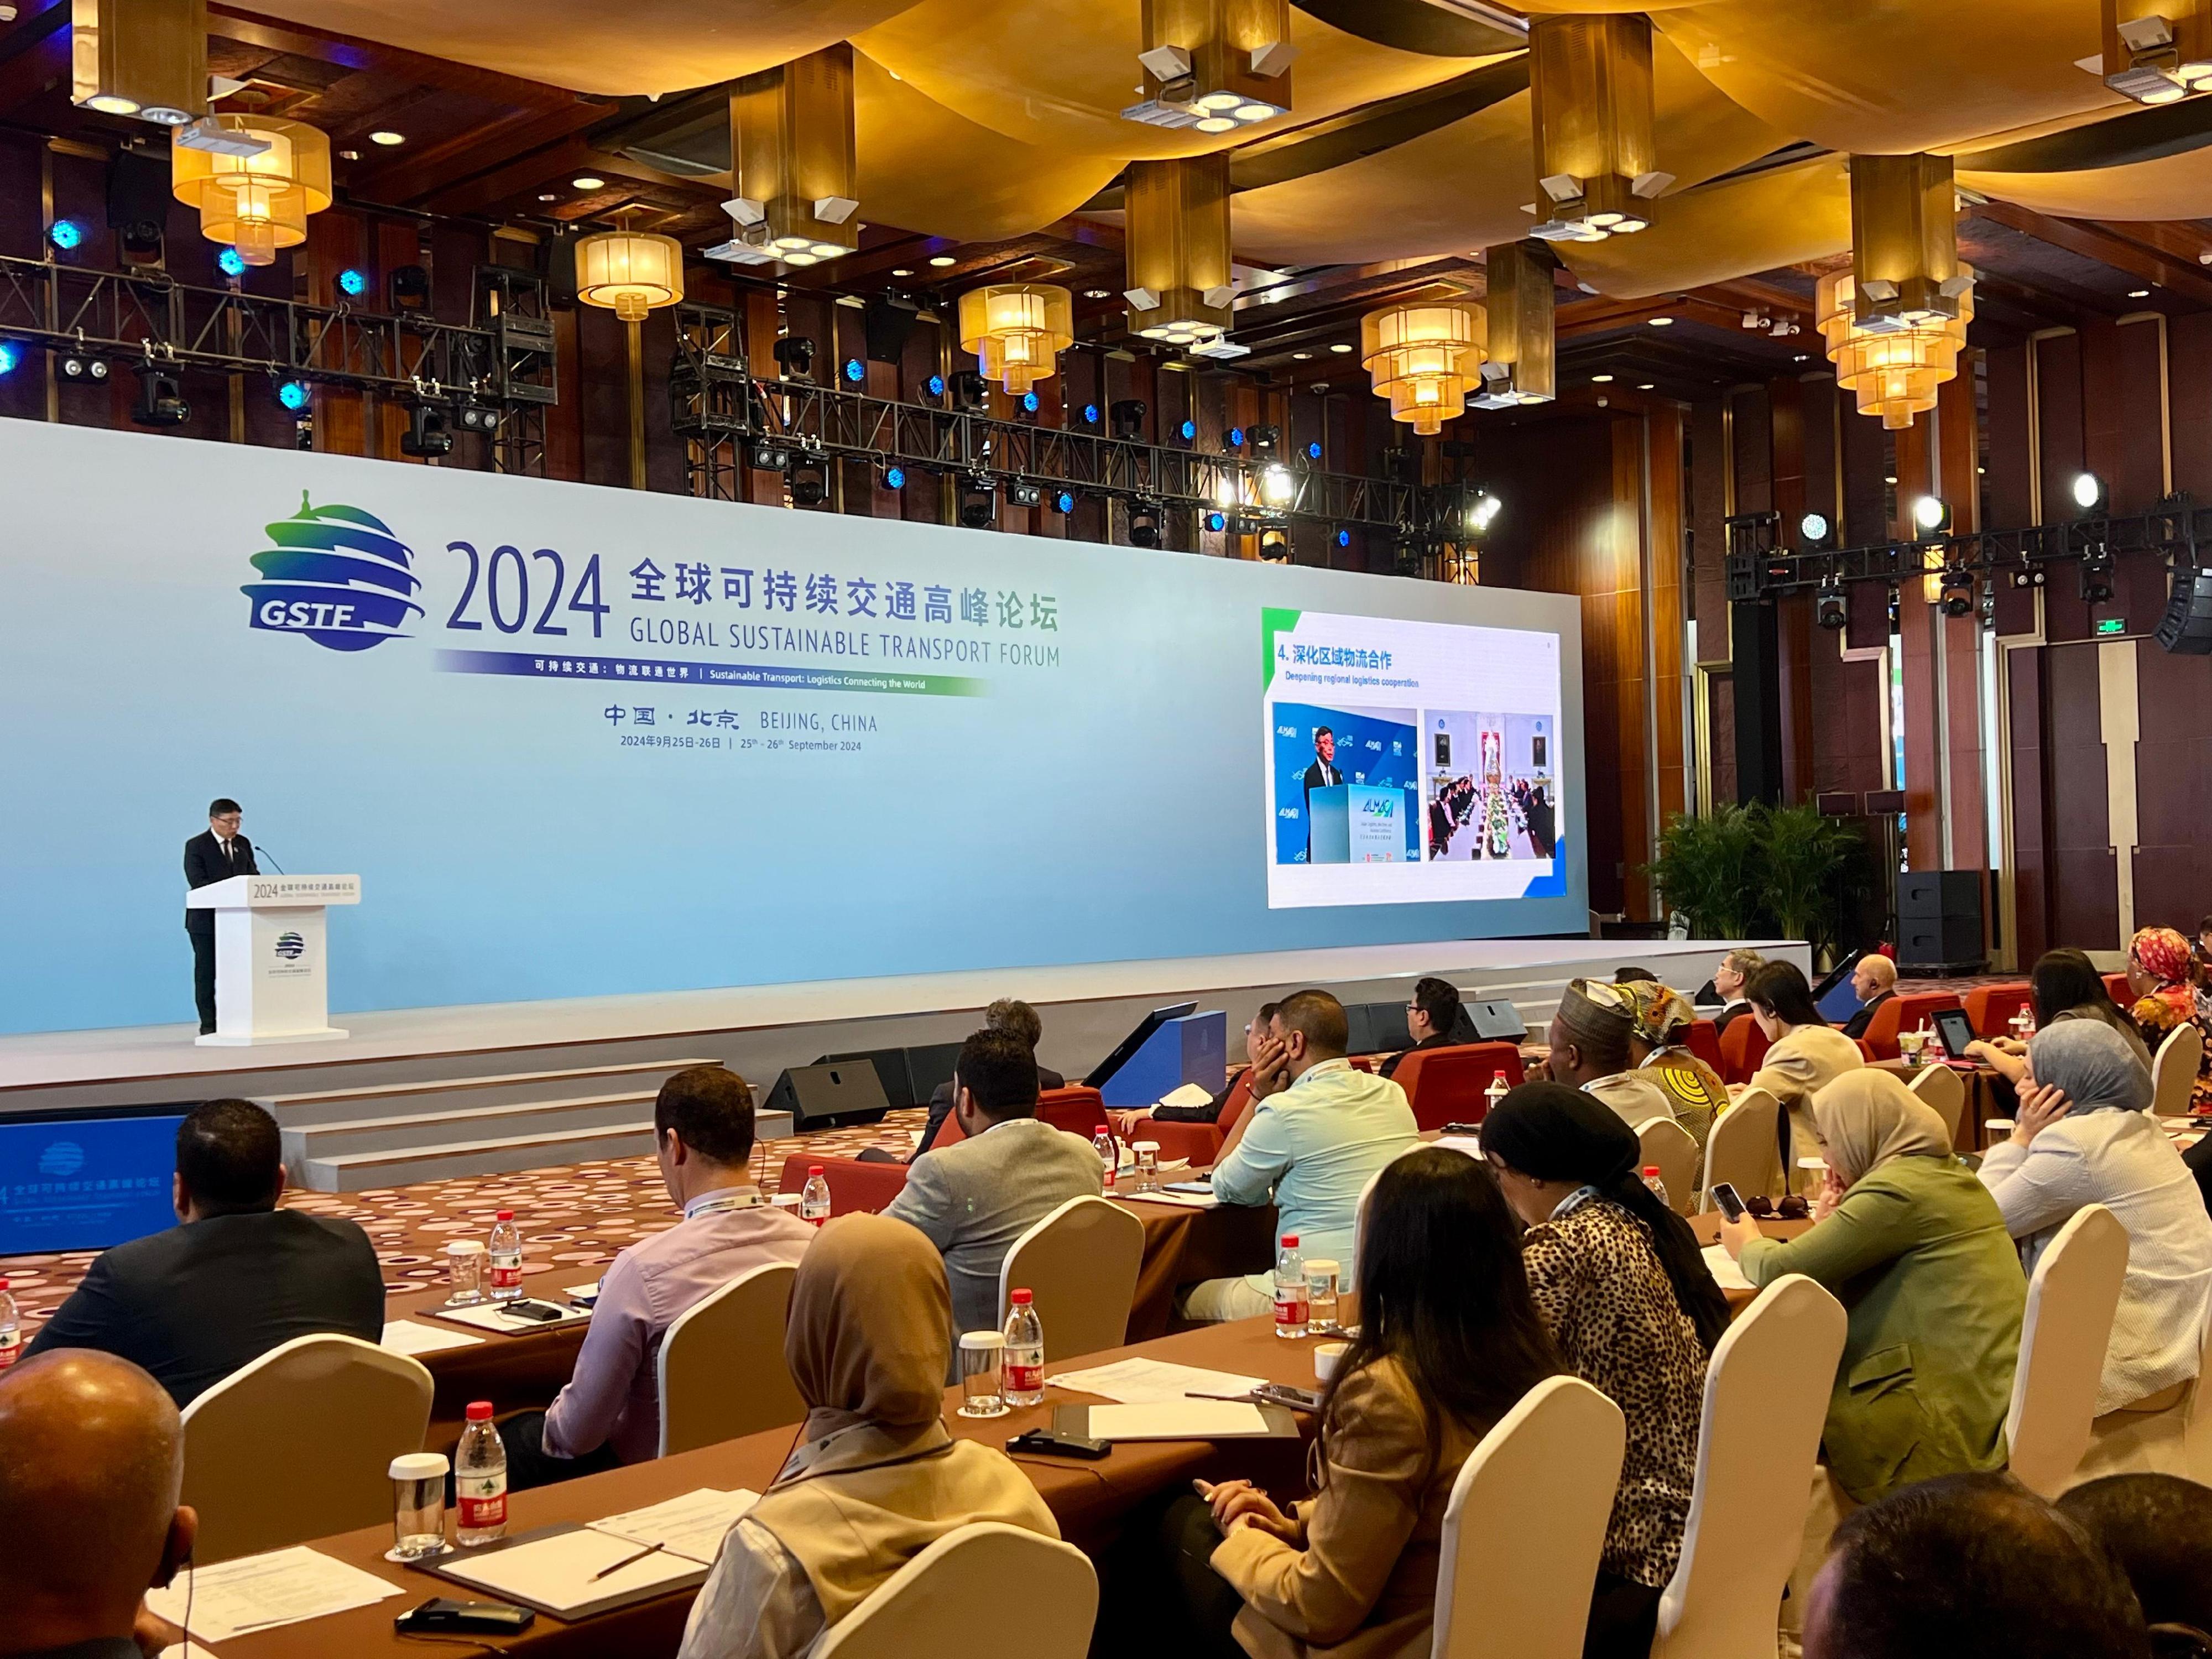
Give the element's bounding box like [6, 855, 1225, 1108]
[430, 1298, 591, 1332]
[382, 1319, 485, 1357]
[1049, 1357, 1266, 1404]
[439, 1526, 705, 1613]
[1088, 1400, 1274, 1441]
[565, 1282, 603, 1301]
[589, 1488, 761, 1565]
[1433, 1135, 1483, 1159]
[144, 1546, 403, 1641]
[1155, 1082, 1214, 1109]
[160, 1641, 222, 1659]
[1702, 1243, 1756, 1292]
[1123, 1188, 1218, 1209]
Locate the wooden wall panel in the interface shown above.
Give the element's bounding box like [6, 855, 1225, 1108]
[2045, 643, 2120, 950]
[2133, 646, 2212, 935]
[1648, 404, 1688, 826]
[2174, 313, 2212, 501]
[2008, 646, 2049, 963]
[1689, 398, 1729, 667]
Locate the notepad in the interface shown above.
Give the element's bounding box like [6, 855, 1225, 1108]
[591, 1488, 761, 1565]
[1050, 1357, 1266, 1405]
[1433, 1135, 1483, 1159]
[437, 1525, 707, 1617]
[144, 1546, 403, 1641]
[1087, 1400, 1274, 1440]
[1702, 1243, 1756, 1292]
[382, 1319, 485, 1357]
[430, 1298, 591, 1332]
[1124, 1188, 1219, 1210]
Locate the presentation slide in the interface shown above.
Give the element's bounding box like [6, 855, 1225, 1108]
[0, 420, 1585, 1036]
[1264, 611, 1565, 909]
[0, 1109, 186, 1251]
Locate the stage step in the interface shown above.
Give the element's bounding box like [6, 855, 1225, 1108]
[257, 1056, 726, 1128]
[299, 1119, 662, 1192]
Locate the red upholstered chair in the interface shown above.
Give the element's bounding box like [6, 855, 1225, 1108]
[776, 1154, 909, 1216]
[1686, 1020, 1724, 1073]
[1035, 1086, 1108, 1140]
[1963, 982, 2033, 1036]
[1391, 1042, 1526, 1133]
[1718, 1016, 1771, 1086]
[1860, 990, 1964, 1061]
[2105, 973, 2135, 1009]
[1855, 1038, 1877, 1063]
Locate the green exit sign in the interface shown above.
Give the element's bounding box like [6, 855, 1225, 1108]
[2096, 617, 2127, 637]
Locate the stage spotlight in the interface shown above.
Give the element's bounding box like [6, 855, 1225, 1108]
[336, 268, 369, 299]
[1815, 582, 1849, 630]
[2081, 548, 2117, 606]
[0, 342, 18, 375]
[1465, 491, 1501, 534]
[1305, 440, 1323, 462]
[1937, 566, 1976, 618]
[881, 463, 906, 491]
[1912, 494, 1951, 538]
[1798, 510, 1834, 549]
[275, 379, 310, 413]
[773, 336, 817, 381]
[925, 373, 946, 400]
[951, 369, 990, 411]
[2072, 472, 2108, 514]
[1260, 465, 1295, 508]
[1109, 398, 1147, 440]
[59, 353, 109, 383]
[1021, 390, 1039, 414]
[388, 264, 431, 312]
[957, 474, 997, 529]
[129, 362, 187, 426]
[1335, 528, 1352, 550]
[47, 218, 82, 252]
[1009, 481, 1042, 508]
[1052, 488, 1077, 515]
[1079, 402, 1100, 426]
[842, 357, 864, 383]
[1259, 528, 1291, 562]
[1178, 418, 1197, 442]
[453, 400, 500, 435]
[1249, 424, 1280, 456]
[1223, 426, 1245, 451]
[750, 437, 792, 471]
[1127, 499, 1162, 548]
[400, 401, 452, 457]
[790, 459, 828, 507]
[216, 247, 246, 278]
[1203, 510, 1227, 534]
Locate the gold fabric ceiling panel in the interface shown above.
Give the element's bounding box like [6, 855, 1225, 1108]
[241, 0, 926, 95]
[1652, 0, 2120, 155]
[1561, 154, 1851, 298]
[852, 0, 1494, 160]
[1961, 148, 2212, 218]
[1228, 34, 1786, 266]
[852, 53, 1125, 240]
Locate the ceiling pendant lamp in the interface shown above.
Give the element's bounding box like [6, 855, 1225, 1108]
[1526, 13, 1671, 243]
[1817, 270, 1975, 431]
[1470, 241, 1555, 408]
[710, 43, 859, 269]
[2102, 0, 2212, 104]
[958, 284, 1074, 396]
[170, 112, 330, 266]
[1124, 154, 1242, 358]
[1122, 0, 1295, 133]
[573, 215, 685, 321]
[1361, 301, 1487, 436]
[1818, 153, 1975, 429]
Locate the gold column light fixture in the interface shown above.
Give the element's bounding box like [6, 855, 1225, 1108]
[1124, 154, 1246, 358]
[1122, 0, 1296, 133]
[2101, 0, 2212, 103]
[1816, 153, 1975, 430]
[170, 113, 331, 265]
[1470, 241, 1555, 409]
[1526, 13, 1671, 243]
[73, 0, 206, 125]
[1361, 300, 1487, 435]
[958, 284, 1074, 395]
[711, 43, 859, 269]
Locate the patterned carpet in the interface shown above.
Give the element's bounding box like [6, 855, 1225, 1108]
[0, 1109, 926, 1343]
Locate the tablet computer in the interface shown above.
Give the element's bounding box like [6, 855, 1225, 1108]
[1932, 1006, 1978, 1061]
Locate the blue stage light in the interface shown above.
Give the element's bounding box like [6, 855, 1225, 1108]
[1204, 510, 1227, 533]
[0, 342, 18, 375]
[217, 248, 246, 278]
[844, 358, 864, 383]
[1227, 426, 1244, 448]
[1082, 403, 1100, 424]
[276, 379, 311, 412]
[1054, 490, 1076, 514]
[337, 268, 369, 298]
[1179, 419, 1197, 441]
[1306, 441, 1323, 461]
[1022, 390, 1039, 413]
[1335, 528, 1352, 549]
[48, 219, 83, 252]
[884, 465, 906, 491]
[927, 373, 946, 398]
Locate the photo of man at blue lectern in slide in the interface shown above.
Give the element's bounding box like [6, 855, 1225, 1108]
[1425, 711, 1558, 863]
[1270, 702, 1420, 865]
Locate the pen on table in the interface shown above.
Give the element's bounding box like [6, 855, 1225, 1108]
[590, 1540, 667, 1580]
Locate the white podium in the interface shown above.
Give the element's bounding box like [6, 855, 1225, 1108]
[186, 874, 361, 1046]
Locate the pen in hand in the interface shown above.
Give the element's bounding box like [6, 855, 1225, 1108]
[589, 1540, 668, 1581]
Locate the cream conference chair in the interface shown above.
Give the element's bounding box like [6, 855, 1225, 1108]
[1908, 1062, 1967, 1150]
[1636, 1116, 1699, 1217]
[2005, 1203, 2131, 1498]
[812, 1521, 1097, 1659]
[2153, 1024, 2204, 1120]
[656, 1260, 805, 1458]
[1699, 1088, 1782, 1211]
[997, 1195, 1145, 1362]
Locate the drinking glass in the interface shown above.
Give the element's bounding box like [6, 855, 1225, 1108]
[1897, 1029, 1926, 1066]
[1304, 1259, 1340, 1334]
[957, 1331, 1008, 1418]
[389, 1452, 448, 1560]
[444, 1240, 487, 1306]
[1132, 1142, 1161, 1194]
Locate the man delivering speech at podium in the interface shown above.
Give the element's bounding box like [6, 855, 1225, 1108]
[1301, 726, 1343, 862]
[185, 798, 258, 1035]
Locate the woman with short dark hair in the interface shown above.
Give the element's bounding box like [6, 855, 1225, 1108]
[1968, 948, 2150, 1083]
[1743, 961, 1865, 1188]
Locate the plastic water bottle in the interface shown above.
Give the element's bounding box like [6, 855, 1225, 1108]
[1484, 1074, 1511, 1118]
[454, 1401, 508, 1546]
[1642, 1165, 1670, 1210]
[1003, 1288, 1045, 1406]
[1273, 1235, 1308, 1337]
[1093, 1131, 1117, 1191]
[0, 1277, 17, 1371]
[801, 1166, 832, 1227]
[487, 1211, 523, 1301]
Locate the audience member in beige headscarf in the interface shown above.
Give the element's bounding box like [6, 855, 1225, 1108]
[677, 1213, 1058, 1659]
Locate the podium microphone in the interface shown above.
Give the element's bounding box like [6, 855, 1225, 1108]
[256, 844, 286, 873]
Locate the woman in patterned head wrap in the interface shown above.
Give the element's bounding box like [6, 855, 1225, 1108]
[1620, 980, 1727, 1155]
[2128, 926, 2212, 1113]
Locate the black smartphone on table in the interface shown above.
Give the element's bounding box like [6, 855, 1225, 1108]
[1709, 1181, 1747, 1223]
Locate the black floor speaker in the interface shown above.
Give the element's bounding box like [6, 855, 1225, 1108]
[766, 1060, 891, 1130]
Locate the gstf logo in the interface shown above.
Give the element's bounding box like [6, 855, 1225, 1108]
[273, 931, 306, 961]
[243, 492, 422, 652]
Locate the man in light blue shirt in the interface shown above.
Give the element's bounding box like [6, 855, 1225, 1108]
[1181, 988, 1422, 1322]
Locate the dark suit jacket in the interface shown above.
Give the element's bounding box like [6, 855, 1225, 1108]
[913, 1066, 1067, 1159]
[184, 829, 259, 933]
[1842, 990, 1896, 1041]
[1378, 1031, 1457, 1082]
[23, 1208, 385, 1406]
[1713, 1001, 1754, 1036]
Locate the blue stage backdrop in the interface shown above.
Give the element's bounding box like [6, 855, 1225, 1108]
[0, 420, 1585, 1035]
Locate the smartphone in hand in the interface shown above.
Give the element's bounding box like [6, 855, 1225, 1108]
[1709, 1181, 1747, 1223]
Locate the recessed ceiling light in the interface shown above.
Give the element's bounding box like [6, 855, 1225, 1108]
[1884, 474, 1898, 485]
[891, 268, 914, 276]
[538, 192, 557, 201]
[928, 255, 956, 267]
[1636, 382, 1654, 390]
[2129, 288, 2151, 298]
[337, 148, 360, 161]
[572, 175, 605, 190]
[370, 130, 404, 146]
[1648, 315, 1675, 326]
[1793, 353, 1808, 362]
[1590, 373, 1614, 383]
[1292, 351, 1312, 359]
[1083, 288, 1110, 299]
[1329, 342, 1353, 353]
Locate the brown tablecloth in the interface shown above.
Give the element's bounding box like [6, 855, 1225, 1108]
[1118, 1197, 1278, 1339]
[223, 1316, 1332, 1659]
[1872, 1060, 2010, 1152]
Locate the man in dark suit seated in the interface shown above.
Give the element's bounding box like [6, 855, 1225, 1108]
[1841, 953, 1899, 1041]
[911, 997, 1064, 1160]
[1698, 948, 1766, 1035]
[1379, 977, 1467, 1081]
[24, 1098, 384, 1407]
[183, 797, 258, 1036]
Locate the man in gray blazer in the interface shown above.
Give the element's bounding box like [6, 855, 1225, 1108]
[886, 1024, 1104, 1368]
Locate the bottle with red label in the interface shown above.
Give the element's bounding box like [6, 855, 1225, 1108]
[487, 1211, 523, 1300]
[1273, 1235, 1308, 1337]
[1003, 1288, 1045, 1406]
[0, 1277, 17, 1370]
[1092, 1131, 1117, 1190]
[455, 1401, 508, 1545]
[801, 1167, 832, 1226]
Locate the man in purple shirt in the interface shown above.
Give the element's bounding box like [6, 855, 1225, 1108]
[498, 1065, 813, 1489]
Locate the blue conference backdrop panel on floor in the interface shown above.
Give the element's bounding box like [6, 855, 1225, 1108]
[0, 420, 1586, 1035]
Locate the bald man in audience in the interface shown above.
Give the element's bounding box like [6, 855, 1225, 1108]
[1840, 954, 1899, 1041]
[0, 1350, 197, 1659]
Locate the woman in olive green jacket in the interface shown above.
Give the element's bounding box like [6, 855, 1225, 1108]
[1717, 1070, 2026, 1504]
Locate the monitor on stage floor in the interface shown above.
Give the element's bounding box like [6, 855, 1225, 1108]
[0, 1104, 187, 1251]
